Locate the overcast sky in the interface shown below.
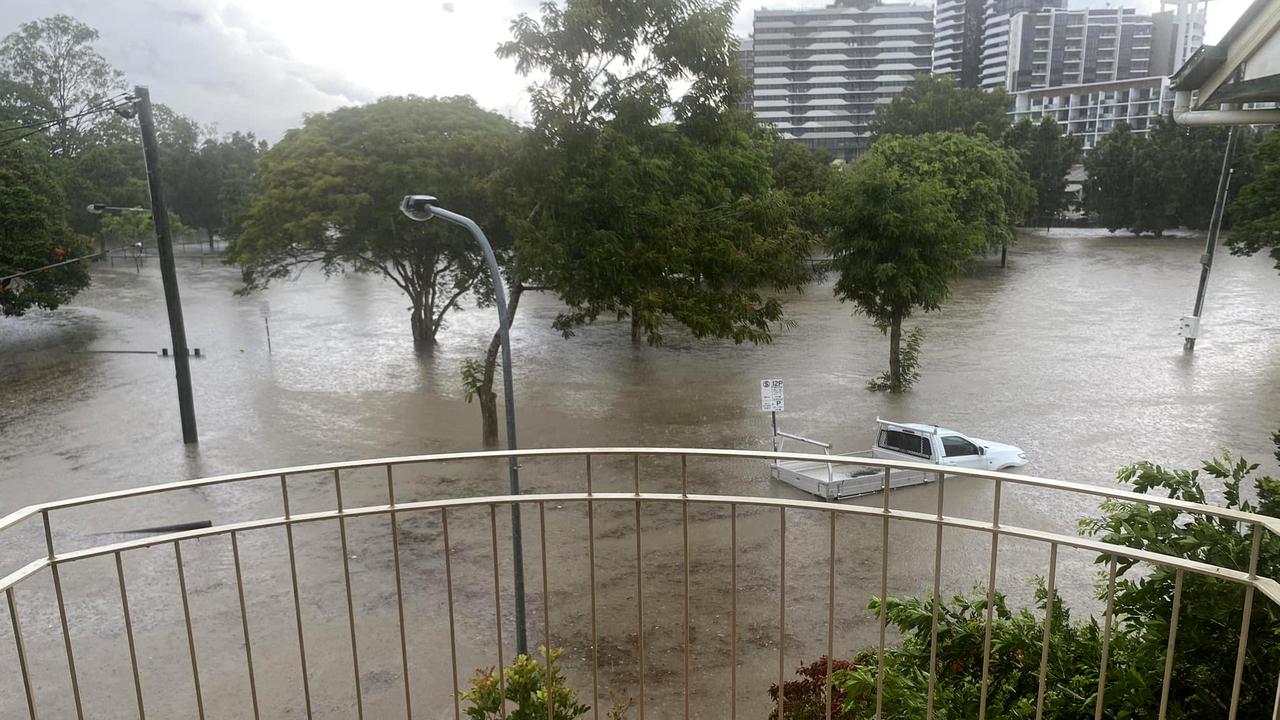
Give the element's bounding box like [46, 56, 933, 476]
[0, 0, 1253, 143]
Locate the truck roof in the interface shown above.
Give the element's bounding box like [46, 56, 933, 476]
[877, 418, 958, 436]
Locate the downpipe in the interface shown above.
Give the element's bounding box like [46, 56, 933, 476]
[1172, 90, 1280, 126]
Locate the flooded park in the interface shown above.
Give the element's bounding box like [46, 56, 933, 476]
[2, 228, 1278, 718]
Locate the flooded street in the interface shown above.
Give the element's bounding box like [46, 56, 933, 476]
[2, 228, 1278, 718]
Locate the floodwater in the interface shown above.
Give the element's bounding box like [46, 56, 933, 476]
[1, 229, 1278, 718]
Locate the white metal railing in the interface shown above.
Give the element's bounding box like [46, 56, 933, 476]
[0, 447, 1277, 719]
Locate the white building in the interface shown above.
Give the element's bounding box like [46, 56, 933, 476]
[751, 0, 934, 160]
[1009, 75, 1175, 148]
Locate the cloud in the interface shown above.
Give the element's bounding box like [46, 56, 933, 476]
[0, 0, 377, 141]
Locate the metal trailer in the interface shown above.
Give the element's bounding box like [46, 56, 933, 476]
[768, 429, 933, 501]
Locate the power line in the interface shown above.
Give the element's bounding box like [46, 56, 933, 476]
[0, 242, 149, 286]
[0, 92, 132, 136]
[0, 93, 133, 149]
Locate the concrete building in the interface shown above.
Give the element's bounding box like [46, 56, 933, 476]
[979, 0, 1065, 90]
[1009, 75, 1174, 148]
[932, 0, 983, 86]
[751, 0, 934, 160]
[1000, 4, 1204, 92]
[737, 38, 755, 112]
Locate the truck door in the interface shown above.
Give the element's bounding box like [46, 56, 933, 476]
[940, 435, 985, 469]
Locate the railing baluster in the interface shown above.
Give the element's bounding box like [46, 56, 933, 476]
[6, 587, 36, 720]
[539, 501, 552, 720]
[490, 504, 508, 720]
[1158, 569, 1183, 720]
[1034, 543, 1058, 720]
[730, 504, 738, 720]
[927, 471, 945, 720]
[779, 507, 787, 720]
[634, 455, 646, 720]
[387, 466, 412, 720]
[826, 510, 836, 720]
[1095, 556, 1118, 720]
[114, 552, 145, 720]
[174, 541, 205, 720]
[334, 470, 365, 720]
[876, 468, 890, 720]
[230, 532, 260, 719]
[586, 456, 598, 720]
[1228, 523, 1263, 720]
[978, 478, 1002, 720]
[682, 455, 691, 720]
[280, 475, 313, 717]
[44, 510, 83, 720]
[442, 507, 461, 720]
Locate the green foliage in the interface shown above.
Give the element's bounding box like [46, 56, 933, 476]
[1004, 117, 1081, 229]
[0, 14, 127, 157]
[228, 95, 519, 349]
[460, 358, 486, 403]
[871, 76, 1010, 141]
[0, 147, 91, 315]
[768, 656, 862, 720]
[1080, 450, 1280, 718]
[792, 434, 1280, 719]
[1229, 129, 1280, 272]
[827, 133, 1025, 391]
[501, 0, 813, 347]
[1086, 117, 1243, 236]
[1085, 123, 1139, 233]
[95, 210, 187, 246]
[460, 648, 592, 720]
[868, 326, 923, 393]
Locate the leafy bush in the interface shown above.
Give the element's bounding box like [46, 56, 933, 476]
[768, 656, 863, 720]
[461, 647, 591, 720]
[778, 435, 1280, 719]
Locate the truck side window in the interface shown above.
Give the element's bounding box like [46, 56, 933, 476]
[942, 436, 979, 457]
[879, 429, 930, 459]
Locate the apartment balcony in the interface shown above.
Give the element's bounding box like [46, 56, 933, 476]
[1, 448, 1276, 718]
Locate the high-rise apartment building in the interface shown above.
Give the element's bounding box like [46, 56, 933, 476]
[979, 0, 1066, 90]
[932, 0, 984, 86]
[751, 0, 934, 160]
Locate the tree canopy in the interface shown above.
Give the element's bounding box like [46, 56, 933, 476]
[826, 133, 1023, 392]
[0, 14, 127, 157]
[1004, 116, 1080, 229]
[499, 0, 813, 347]
[227, 95, 521, 350]
[0, 146, 91, 316]
[1229, 129, 1280, 272]
[871, 75, 1010, 140]
[1086, 117, 1245, 236]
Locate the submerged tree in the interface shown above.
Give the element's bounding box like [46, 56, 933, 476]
[227, 95, 520, 352]
[1004, 116, 1081, 230]
[1229, 129, 1280, 272]
[827, 133, 1026, 392]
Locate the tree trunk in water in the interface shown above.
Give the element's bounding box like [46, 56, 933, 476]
[630, 308, 641, 344]
[477, 285, 525, 449]
[206, 228, 215, 250]
[411, 305, 436, 354]
[888, 315, 903, 393]
[1000, 242, 1007, 268]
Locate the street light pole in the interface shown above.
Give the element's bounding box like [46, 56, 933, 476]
[399, 196, 527, 655]
[1183, 124, 1238, 353]
[134, 86, 198, 443]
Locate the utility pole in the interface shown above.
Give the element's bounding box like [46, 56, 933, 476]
[135, 86, 199, 443]
[1183, 124, 1238, 353]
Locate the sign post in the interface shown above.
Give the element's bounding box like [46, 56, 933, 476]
[760, 379, 784, 452]
[259, 301, 272, 354]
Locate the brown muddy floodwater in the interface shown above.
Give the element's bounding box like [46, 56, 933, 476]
[1, 229, 1278, 718]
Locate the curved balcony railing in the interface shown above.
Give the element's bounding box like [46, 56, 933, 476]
[0, 448, 1277, 719]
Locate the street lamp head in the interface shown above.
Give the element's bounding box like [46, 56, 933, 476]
[400, 195, 439, 222]
[87, 203, 107, 215]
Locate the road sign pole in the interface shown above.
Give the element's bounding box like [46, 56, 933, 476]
[771, 411, 778, 453]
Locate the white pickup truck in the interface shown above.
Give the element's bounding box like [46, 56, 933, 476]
[770, 418, 1029, 501]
